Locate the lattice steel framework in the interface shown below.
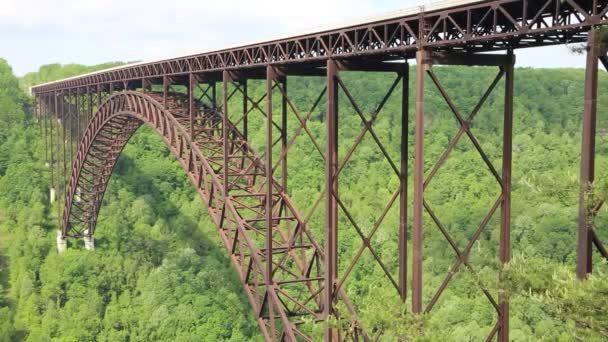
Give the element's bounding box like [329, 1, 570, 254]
[30, 0, 608, 341]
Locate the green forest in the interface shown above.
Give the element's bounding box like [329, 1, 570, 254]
[0, 56, 607, 341]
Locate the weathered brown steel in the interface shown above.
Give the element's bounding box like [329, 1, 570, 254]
[578, 29, 598, 278]
[499, 50, 514, 342]
[578, 27, 608, 278]
[415, 51, 515, 341]
[265, 66, 276, 338]
[59, 90, 374, 340]
[399, 63, 409, 302]
[412, 49, 426, 314]
[31, 1, 608, 340]
[32, 0, 608, 95]
[325, 59, 339, 342]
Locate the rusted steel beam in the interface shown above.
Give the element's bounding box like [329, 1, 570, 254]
[412, 49, 426, 314]
[189, 73, 196, 138]
[163, 76, 170, 107]
[242, 79, 248, 142]
[399, 62, 409, 302]
[423, 51, 515, 66]
[325, 59, 339, 342]
[222, 71, 231, 196]
[32, 0, 608, 95]
[578, 28, 600, 279]
[265, 65, 276, 286]
[97, 84, 102, 109]
[54, 92, 62, 227]
[498, 51, 515, 342]
[337, 60, 405, 72]
[48, 94, 55, 198]
[415, 50, 515, 341]
[280, 75, 287, 193]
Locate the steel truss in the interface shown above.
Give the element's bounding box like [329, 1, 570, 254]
[56, 89, 376, 340]
[31, 0, 608, 94]
[31, 1, 608, 341]
[413, 50, 515, 342]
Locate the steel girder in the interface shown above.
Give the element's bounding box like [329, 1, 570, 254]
[31, 0, 608, 96]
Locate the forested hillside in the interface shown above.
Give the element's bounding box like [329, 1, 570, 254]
[0, 58, 607, 341]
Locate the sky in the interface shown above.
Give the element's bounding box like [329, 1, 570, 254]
[0, 0, 588, 76]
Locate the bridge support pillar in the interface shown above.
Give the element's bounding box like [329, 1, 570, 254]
[412, 49, 427, 315]
[578, 28, 608, 279]
[399, 62, 409, 303]
[56, 230, 67, 254]
[49, 187, 56, 204]
[324, 59, 339, 342]
[83, 229, 94, 251]
[412, 50, 515, 341]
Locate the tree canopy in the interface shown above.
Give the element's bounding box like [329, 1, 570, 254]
[0, 59, 607, 340]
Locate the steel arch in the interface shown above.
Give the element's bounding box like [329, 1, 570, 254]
[61, 90, 365, 341]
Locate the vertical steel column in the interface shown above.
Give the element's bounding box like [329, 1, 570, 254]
[222, 71, 231, 196]
[142, 79, 147, 93]
[498, 53, 514, 342]
[578, 29, 600, 278]
[88, 91, 93, 127]
[49, 94, 55, 199]
[36, 96, 41, 136]
[163, 76, 170, 108]
[412, 50, 427, 314]
[189, 73, 196, 139]
[76, 89, 80, 144]
[325, 59, 339, 342]
[212, 82, 217, 111]
[54, 92, 62, 225]
[61, 92, 67, 189]
[399, 62, 409, 302]
[41, 96, 48, 168]
[266, 66, 277, 340]
[266, 66, 276, 282]
[281, 76, 288, 193]
[67, 89, 73, 173]
[243, 79, 248, 142]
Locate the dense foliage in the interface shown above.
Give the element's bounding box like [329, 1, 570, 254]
[0, 58, 607, 340]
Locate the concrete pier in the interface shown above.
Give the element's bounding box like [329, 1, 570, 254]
[56, 230, 67, 254]
[83, 229, 94, 251]
[50, 187, 56, 204]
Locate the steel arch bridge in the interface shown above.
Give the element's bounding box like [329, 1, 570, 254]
[31, 0, 608, 340]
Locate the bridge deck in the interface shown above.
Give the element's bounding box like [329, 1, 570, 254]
[32, 0, 608, 94]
